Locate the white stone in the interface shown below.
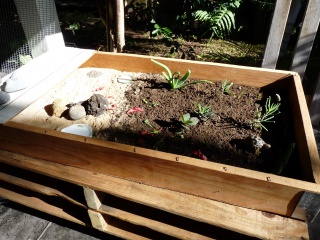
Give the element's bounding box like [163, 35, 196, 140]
[4, 68, 32, 93]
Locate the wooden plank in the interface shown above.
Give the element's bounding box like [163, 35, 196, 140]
[309, 72, 320, 125]
[87, 209, 110, 232]
[87, 210, 171, 240]
[0, 182, 88, 226]
[84, 187, 213, 239]
[0, 121, 319, 217]
[0, 150, 309, 239]
[261, 0, 292, 69]
[83, 187, 105, 209]
[290, 0, 320, 80]
[0, 182, 169, 240]
[80, 52, 295, 88]
[99, 201, 215, 240]
[290, 75, 320, 183]
[0, 48, 94, 123]
[0, 171, 86, 209]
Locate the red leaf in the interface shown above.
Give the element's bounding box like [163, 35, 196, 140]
[92, 86, 104, 92]
[126, 107, 144, 115]
[193, 149, 207, 161]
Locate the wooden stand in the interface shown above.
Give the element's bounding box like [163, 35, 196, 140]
[0, 52, 319, 239]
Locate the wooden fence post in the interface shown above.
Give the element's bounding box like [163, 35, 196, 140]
[261, 0, 292, 69]
[290, 0, 320, 80]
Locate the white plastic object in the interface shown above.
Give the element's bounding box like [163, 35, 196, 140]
[61, 124, 92, 137]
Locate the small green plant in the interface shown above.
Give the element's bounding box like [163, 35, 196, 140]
[194, 0, 242, 41]
[175, 113, 199, 136]
[257, 93, 263, 100]
[251, 96, 281, 131]
[143, 119, 162, 134]
[180, 113, 199, 130]
[142, 98, 158, 107]
[151, 59, 213, 89]
[151, 20, 173, 39]
[238, 90, 245, 99]
[221, 79, 233, 94]
[195, 102, 214, 122]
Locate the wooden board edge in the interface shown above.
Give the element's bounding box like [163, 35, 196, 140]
[1, 122, 320, 217]
[79, 52, 295, 87]
[290, 75, 320, 183]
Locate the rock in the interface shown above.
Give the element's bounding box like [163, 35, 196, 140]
[52, 98, 68, 117]
[244, 135, 271, 154]
[87, 70, 102, 78]
[69, 105, 86, 120]
[0, 91, 10, 105]
[82, 94, 109, 117]
[4, 68, 31, 93]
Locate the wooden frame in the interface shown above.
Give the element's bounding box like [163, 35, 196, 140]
[0, 52, 319, 238]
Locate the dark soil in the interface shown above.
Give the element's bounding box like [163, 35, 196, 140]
[97, 73, 296, 175]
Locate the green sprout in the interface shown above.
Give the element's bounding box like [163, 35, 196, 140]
[151, 59, 213, 89]
[251, 96, 281, 131]
[180, 113, 199, 130]
[195, 102, 215, 122]
[221, 79, 233, 95]
[175, 113, 199, 136]
[143, 119, 162, 134]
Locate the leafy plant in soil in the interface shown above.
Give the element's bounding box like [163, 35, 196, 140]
[175, 113, 200, 137]
[251, 96, 281, 131]
[221, 79, 234, 95]
[151, 59, 213, 89]
[194, 102, 215, 122]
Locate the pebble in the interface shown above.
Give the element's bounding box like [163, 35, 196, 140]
[69, 105, 86, 120]
[0, 91, 10, 105]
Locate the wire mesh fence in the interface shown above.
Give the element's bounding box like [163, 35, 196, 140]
[0, 0, 58, 76]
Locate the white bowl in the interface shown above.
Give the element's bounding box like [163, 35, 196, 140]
[61, 124, 92, 137]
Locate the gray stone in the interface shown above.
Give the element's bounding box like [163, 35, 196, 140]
[4, 68, 31, 93]
[69, 105, 86, 120]
[0, 91, 10, 105]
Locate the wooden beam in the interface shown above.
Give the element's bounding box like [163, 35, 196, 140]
[261, 0, 292, 69]
[0, 182, 89, 226]
[0, 121, 319, 217]
[0, 171, 86, 208]
[309, 72, 320, 125]
[84, 187, 213, 239]
[0, 150, 309, 239]
[81, 52, 294, 87]
[290, 0, 320, 80]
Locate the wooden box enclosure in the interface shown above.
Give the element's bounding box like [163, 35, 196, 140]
[1, 52, 320, 238]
